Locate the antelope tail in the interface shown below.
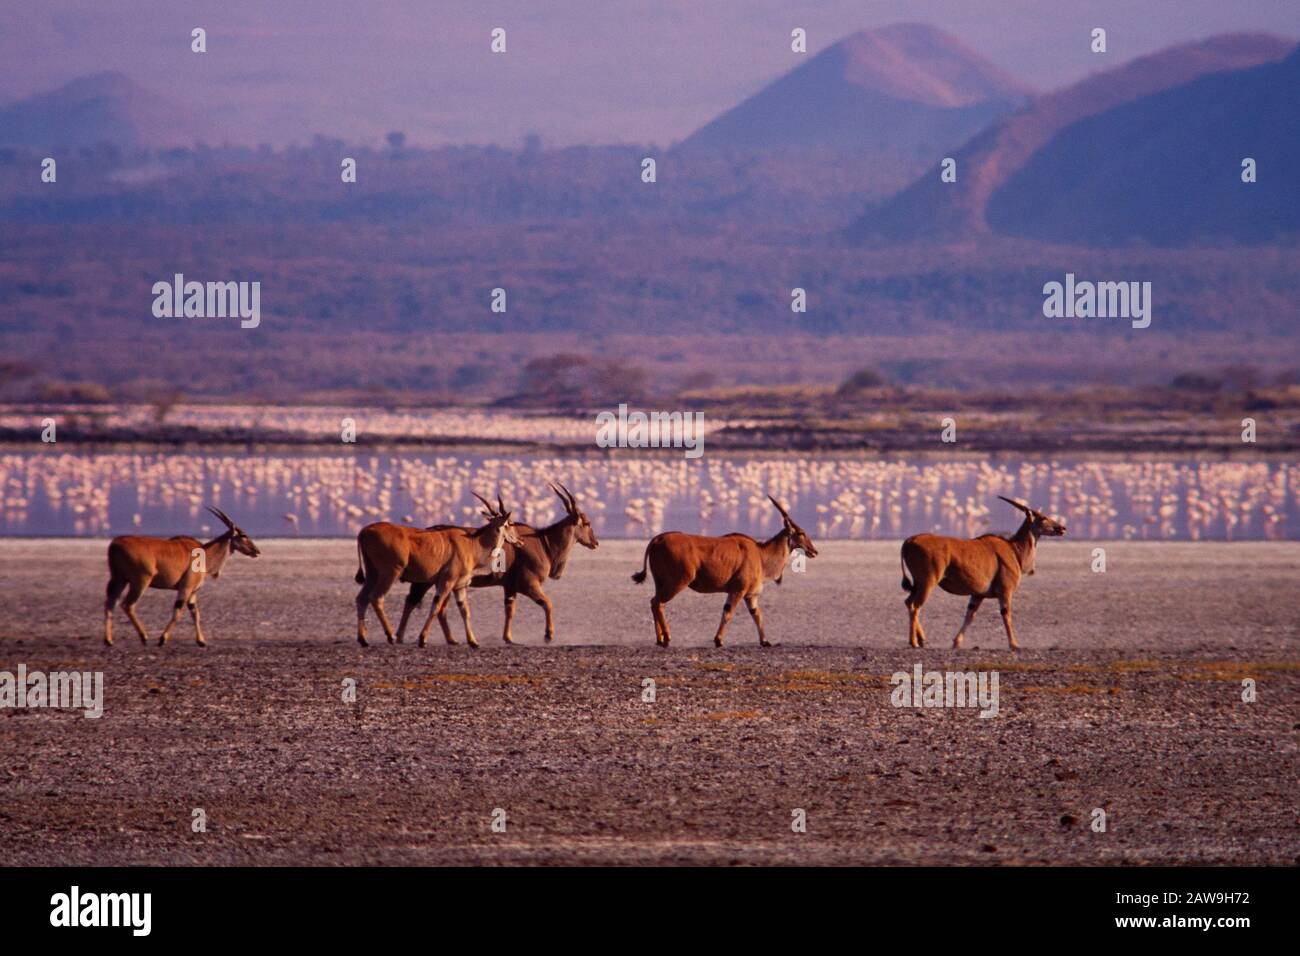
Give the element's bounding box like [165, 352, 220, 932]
[631, 542, 651, 584]
[900, 551, 912, 591]
[354, 538, 366, 584]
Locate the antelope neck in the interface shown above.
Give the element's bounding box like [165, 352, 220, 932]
[1009, 519, 1039, 570]
[538, 516, 571, 555]
[469, 524, 499, 555]
[202, 533, 233, 574]
[760, 528, 792, 578]
[538, 518, 576, 570]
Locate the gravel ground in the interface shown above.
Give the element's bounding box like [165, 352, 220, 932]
[1, 539, 1297, 865]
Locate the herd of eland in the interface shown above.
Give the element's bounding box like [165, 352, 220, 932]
[102, 486, 1067, 649]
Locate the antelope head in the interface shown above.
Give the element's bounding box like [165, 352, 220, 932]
[550, 481, 598, 550]
[473, 493, 523, 549]
[206, 506, 261, 568]
[997, 496, 1067, 537]
[769, 495, 817, 558]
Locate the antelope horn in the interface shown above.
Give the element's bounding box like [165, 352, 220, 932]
[548, 481, 569, 511]
[206, 506, 234, 530]
[472, 492, 497, 515]
[558, 481, 577, 511]
[497, 494, 506, 516]
[767, 495, 791, 522]
[997, 495, 1033, 515]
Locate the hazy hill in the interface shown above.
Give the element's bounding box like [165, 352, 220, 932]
[985, 47, 1300, 244]
[0, 72, 210, 151]
[678, 23, 1032, 156]
[849, 33, 1296, 242]
[0, 38, 1296, 400]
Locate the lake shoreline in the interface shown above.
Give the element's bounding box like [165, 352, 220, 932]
[3, 430, 1296, 455]
[3, 397, 1298, 455]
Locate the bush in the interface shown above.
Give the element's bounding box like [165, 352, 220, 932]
[836, 367, 889, 395]
[35, 380, 112, 403]
[516, 353, 649, 407]
[1168, 372, 1222, 392]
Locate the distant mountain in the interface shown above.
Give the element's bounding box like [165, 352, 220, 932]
[849, 33, 1297, 243]
[985, 46, 1300, 244]
[0, 72, 209, 151]
[677, 23, 1032, 155]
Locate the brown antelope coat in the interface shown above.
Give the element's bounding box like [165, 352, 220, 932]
[402, 483, 599, 644]
[104, 506, 260, 646]
[354, 498, 519, 647]
[632, 496, 817, 647]
[900, 496, 1066, 650]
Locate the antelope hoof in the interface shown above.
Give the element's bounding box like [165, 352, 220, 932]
[759, 639, 772, 648]
[357, 635, 369, 647]
[196, 637, 207, 648]
[442, 636, 457, 646]
[714, 637, 724, 648]
[544, 633, 554, 644]
[386, 635, 395, 645]
[157, 636, 167, 647]
[467, 638, 480, 649]
[104, 638, 113, 647]
[502, 635, 514, 645]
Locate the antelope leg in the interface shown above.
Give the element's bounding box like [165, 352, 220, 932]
[952, 596, 983, 649]
[745, 595, 769, 647]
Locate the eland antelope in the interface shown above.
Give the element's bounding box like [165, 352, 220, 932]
[400, 482, 599, 644]
[104, 506, 260, 647]
[472, 482, 598, 644]
[631, 495, 816, 647]
[353, 495, 521, 648]
[901, 495, 1066, 650]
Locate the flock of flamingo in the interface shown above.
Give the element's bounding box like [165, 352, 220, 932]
[1, 451, 1292, 541]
